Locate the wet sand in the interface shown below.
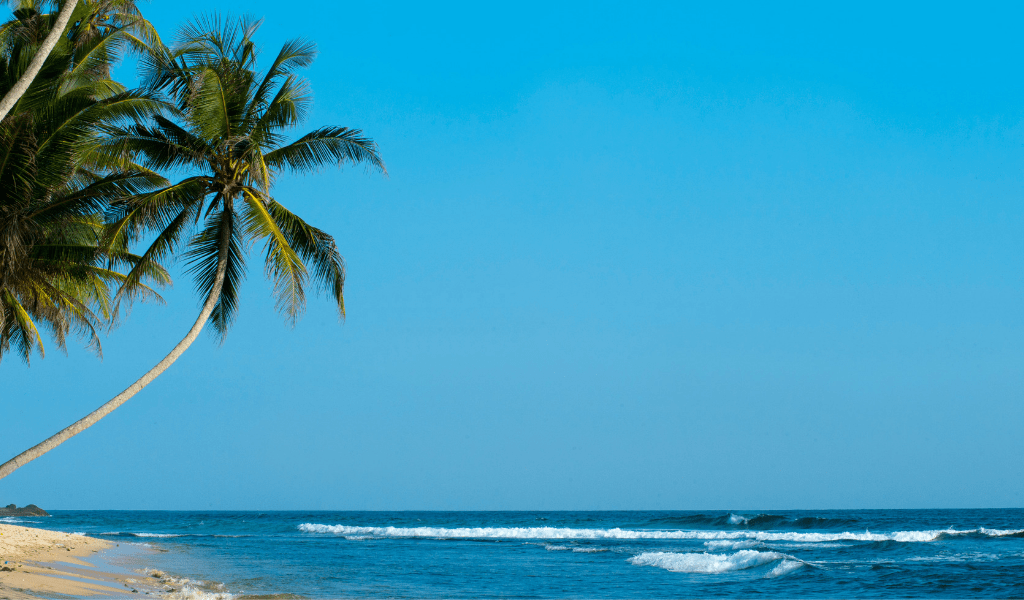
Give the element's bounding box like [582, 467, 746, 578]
[0, 522, 160, 598]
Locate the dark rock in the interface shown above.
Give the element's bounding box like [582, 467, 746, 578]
[0, 504, 49, 517]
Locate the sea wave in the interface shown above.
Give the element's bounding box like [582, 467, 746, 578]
[544, 544, 609, 553]
[298, 523, 1024, 543]
[628, 550, 800, 575]
[99, 532, 249, 539]
[645, 513, 860, 530]
[904, 552, 1001, 563]
[164, 585, 234, 600]
[978, 528, 1024, 538]
[765, 559, 804, 578]
[705, 540, 761, 550]
[0, 517, 41, 525]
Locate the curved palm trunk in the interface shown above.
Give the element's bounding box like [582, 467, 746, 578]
[0, 0, 80, 122]
[0, 216, 230, 482]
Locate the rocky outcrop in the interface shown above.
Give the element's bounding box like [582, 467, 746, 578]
[0, 504, 49, 516]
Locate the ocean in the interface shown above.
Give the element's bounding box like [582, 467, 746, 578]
[3, 509, 1023, 598]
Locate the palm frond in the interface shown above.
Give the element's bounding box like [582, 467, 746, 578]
[264, 126, 385, 174]
[243, 37, 315, 131]
[190, 65, 232, 141]
[108, 200, 196, 315]
[266, 197, 345, 318]
[183, 208, 245, 340]
[1, 289, 44, 363]
[240, 188, 306, 323]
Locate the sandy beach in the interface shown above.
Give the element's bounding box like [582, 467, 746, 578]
[0, 523, 152, 599]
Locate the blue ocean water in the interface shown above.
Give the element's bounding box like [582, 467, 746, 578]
[4, 510, 1024, 598]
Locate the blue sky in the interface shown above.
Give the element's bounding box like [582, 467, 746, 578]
[2, 0, 1023, 509]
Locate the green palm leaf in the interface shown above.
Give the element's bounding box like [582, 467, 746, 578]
[183, 208, 245, 339]
[241, 188, 306, 322]
[0, 0, 169, 363]
[109, 15, 383, 339]
[267, 197, 345, 318]
[264, 126, 385, 174]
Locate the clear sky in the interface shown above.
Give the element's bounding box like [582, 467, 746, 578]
[2, 0, 1022, 510]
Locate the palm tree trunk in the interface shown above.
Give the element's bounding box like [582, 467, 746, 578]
[0, 0, 80, 122]
[0, 214, 231, 482]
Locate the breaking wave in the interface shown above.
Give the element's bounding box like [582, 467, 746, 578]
[766, 559, 805, 578]
[629, 550, 802, 576]
[298, 523, 1024, 543]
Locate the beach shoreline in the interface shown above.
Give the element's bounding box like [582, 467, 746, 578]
[0, 522, 165, 599]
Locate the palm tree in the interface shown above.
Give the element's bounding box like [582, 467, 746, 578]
[0, 0, 158, 121]
[0, 0, 79, 122]
[0, 0, 168, 363]
[0, 15, 384, 481]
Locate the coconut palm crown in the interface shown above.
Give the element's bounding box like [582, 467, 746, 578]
[0, 0, 168, 363]
[105, 15, 385, 336]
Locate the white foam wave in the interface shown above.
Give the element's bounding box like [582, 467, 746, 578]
[164, 576, 203, 587]
[133, 533, 181, 538]
[979, 528, 1024, 537]
[904, 552, 1001, 563]
[143, 569, 208, 590]
[163, 585, 233, 600]
[629, 550, 792, 574]
[727, 514, 748, 525]
[544, 544, 607, 553]
[298, 523, 1020, 543]
[765, 559, 804, 578]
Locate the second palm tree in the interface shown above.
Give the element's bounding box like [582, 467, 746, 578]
[0, 15, 385, 481]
